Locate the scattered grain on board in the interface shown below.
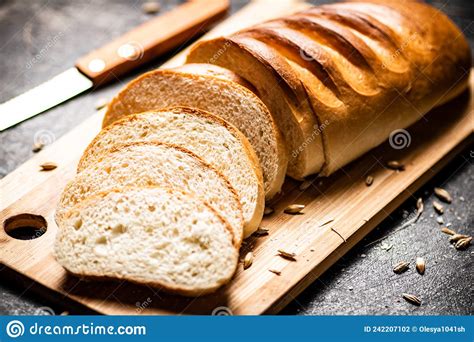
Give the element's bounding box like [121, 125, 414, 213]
[277, 249, 296, 261]
[142, 1, 161, 14]
[40, 162, 57, 171]
[415, 257, 425, 275]
[434, 187, 452, 203]
[402, 293, 421, 306]
[454, 237, 472, 250]
[243, 252, 253, 269]
[387, 160, 405, 171]
[284, 204, 305, 214]
[433, 201, 444, 215]
[449, 234, 469, 243]
[441, 227, 455, 235]
[365, 175, 374, 186]
[253, 228, 269, 237]
[32, 142, 44, 153]
[393, 261, 409, 274]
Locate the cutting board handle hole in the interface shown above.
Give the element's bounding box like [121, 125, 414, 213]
[3, 214, 47, 240]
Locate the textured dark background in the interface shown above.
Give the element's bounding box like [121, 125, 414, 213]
[0, 0, 472, 315]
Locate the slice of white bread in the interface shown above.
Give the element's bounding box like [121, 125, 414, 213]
[103, 63, 288, 200]
[79, 107, 264, 237]
[56, 142, 244, 246]
[54, 187, 238, 296]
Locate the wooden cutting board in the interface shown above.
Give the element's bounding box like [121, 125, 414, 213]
[0, 0, 473, 315]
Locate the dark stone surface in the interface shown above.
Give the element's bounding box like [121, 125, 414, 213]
[0, 0, 472, 315]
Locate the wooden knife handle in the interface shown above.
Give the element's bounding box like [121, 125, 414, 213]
[75, 0, 229, 85]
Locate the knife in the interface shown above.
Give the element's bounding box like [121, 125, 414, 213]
[0, 0, 229, 131]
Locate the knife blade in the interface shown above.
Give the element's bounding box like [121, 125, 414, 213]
[0, 0, 229, 131]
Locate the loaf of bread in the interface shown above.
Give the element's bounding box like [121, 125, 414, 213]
[56, 142, 244, 246]
[55, 0, 470, 296]
[54, 187, 238, 296]
[78, 107, 264, 238]
[187, 0, 471, 178]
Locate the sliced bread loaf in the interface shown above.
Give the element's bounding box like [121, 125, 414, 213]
[79, 107, 264, 238]
[103, 63, 288, 200]
[54, 187, 238, 296]
[56, 142, 244, 246]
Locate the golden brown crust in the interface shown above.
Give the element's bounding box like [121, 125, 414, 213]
[305, 0, 470, 174]
[188, 36, 325, 179]
[189, 0, 471, 177]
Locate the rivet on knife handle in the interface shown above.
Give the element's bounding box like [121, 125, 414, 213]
[75, 0, 229, 86]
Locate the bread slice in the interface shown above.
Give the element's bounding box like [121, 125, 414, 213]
[187, 36, 324, 180]
[103, 63, 288, 200]
[56, 142, 244, 246]
[54, 187, 238, 296]
[79, 107, 264, 238]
